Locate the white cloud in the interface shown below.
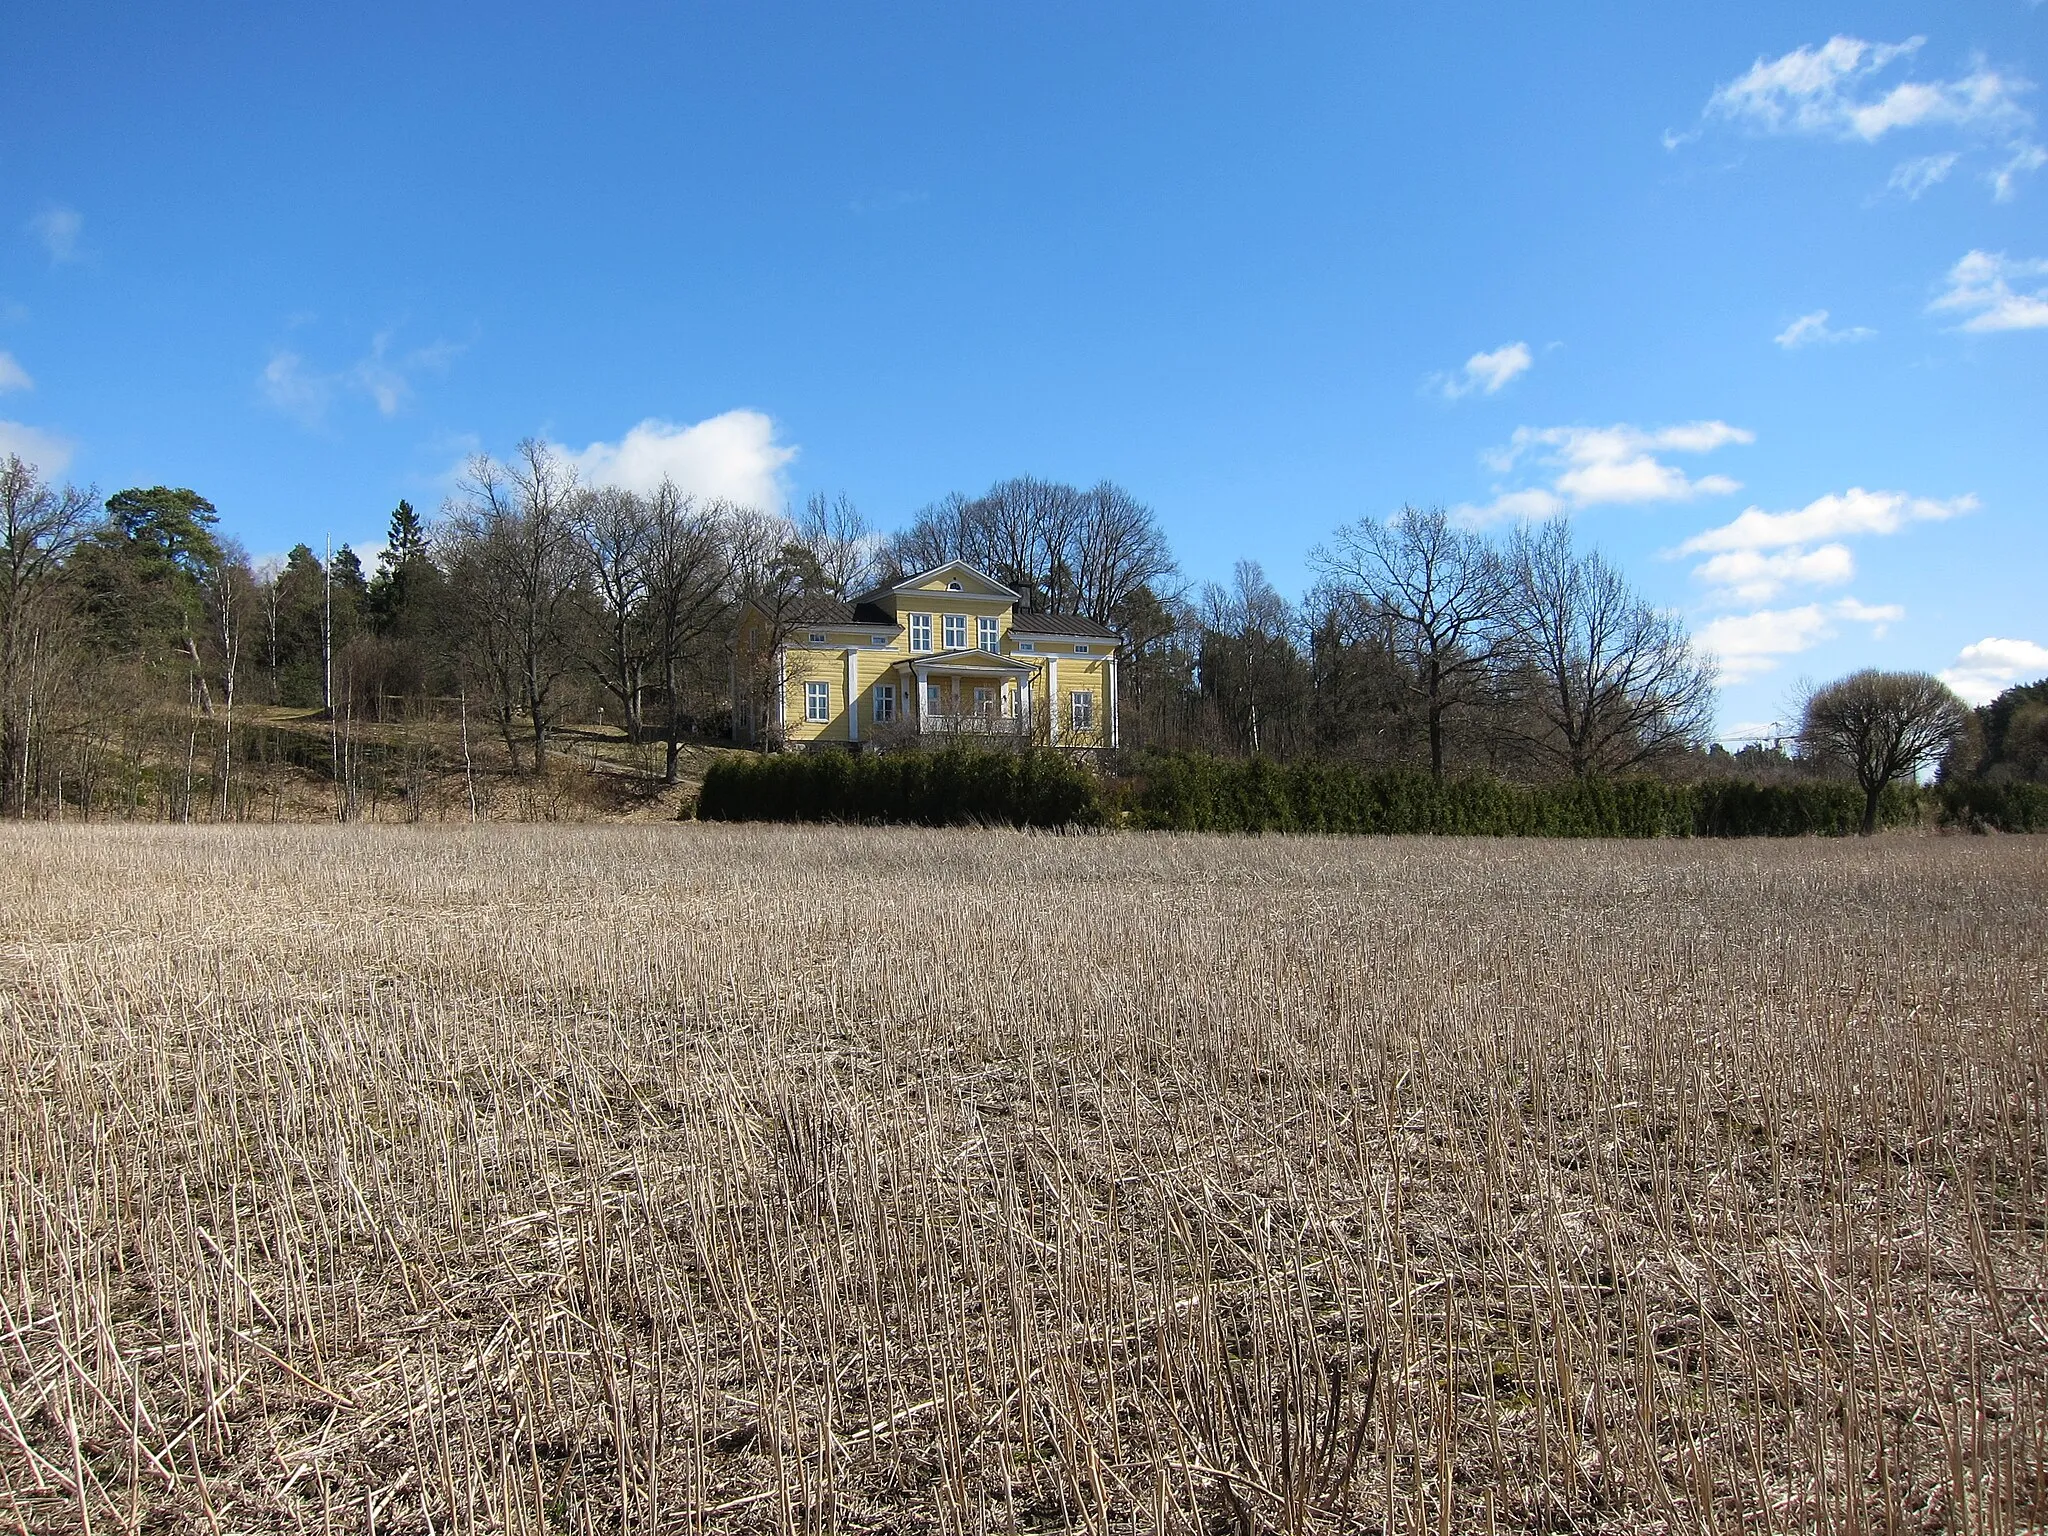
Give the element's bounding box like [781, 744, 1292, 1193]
[1692, 543, 1855, 603]
[1774, 310, 1875, 348]
[261, 330, 467, 426]
[1681, 487, 1971, 556]
[1692, 37, 2040, 200]
[1930, 249, 2048, 331]
[1887, 151, 1960, 196]
[28, 207, 82, 264]
[0, 420, 74, 475]
[0, 352, 31, 393]
[560, 411, 798, 510]
[1700, 597, 1904, 683]
[261, 351, 333, 426]
[1435, 341, 1532, 400]
[1992, 142, 2048, 201]
[1940, 637, 2048, 705]
[1459, 420, 1751, 523]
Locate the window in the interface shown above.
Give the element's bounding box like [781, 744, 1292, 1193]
[805, 681, 831, 723]
[909, 613, 932, 651]
[873, 684, 895, 723]
[942, 614, 968, 649]
[947, 580, 963, 590]
[1070, 690, 1094, 732]
[973, 686, 995, 717]
[1017, 640, 1034, 652]
[978, 616, 999, 651]
[1074, 643, 1090, 654]
[868, 634, 890, 647]
[808, 631, 827, 645]
[926, 681, 944, 715]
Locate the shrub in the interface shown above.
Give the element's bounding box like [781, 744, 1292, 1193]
[1937, 779, 2048, 834]
[1125, 753, 1925, 838]
[697, 745, 1104, 828]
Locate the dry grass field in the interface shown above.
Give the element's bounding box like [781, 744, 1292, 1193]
[0, 827, 2043, 1535]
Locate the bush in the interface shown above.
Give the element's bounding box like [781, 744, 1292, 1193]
[696, 744, 1104, 828]
[1125, 753, 1924, 838]
[1937, 779, 2048, 833]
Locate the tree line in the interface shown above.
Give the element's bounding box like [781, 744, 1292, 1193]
[0, 446, 2035, 824]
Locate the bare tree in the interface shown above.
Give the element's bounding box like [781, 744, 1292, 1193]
[1199, 561, 1305, 755]
[574, 485, 655, 741]
[1311, 505, 1505, 778]
[1071, 481, 1176, 627]
[208, 544, 257, 819]
[441, 442, 589, 775]
[794, 491, 876, 599]
[1500, 519, 1715, 778]
[1799, 669, 1968, 835]
[0, 456, 100, 814]
[642, 483, 734, 782]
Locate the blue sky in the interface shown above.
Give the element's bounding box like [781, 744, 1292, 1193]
[4, 3, 2044, 737]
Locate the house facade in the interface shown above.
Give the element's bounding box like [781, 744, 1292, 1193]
[735, 560, 1121, 750]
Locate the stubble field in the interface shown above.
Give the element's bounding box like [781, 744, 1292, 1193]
[0, 826, 2043, 1534]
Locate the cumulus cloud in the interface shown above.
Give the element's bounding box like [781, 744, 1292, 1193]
[1929, 250, 2048, 332]
[1458, 420, 1751, 524]
[1699, 597, 1904, 683]
[1684, 36, 2041, 200]
[28, 207, 82, 264]
[1940, 637, 2048, 705]
[1774, 310, 1875, 348]
[1680, 487, 1972, 556]
[0, 420, 74, 475]
[560, 411, 798, 510]
[0, 352, 31, 393]
[1691, 543, 1856, 603]
[1434, 341, 1532, 400]
[261, 330, 467, 426]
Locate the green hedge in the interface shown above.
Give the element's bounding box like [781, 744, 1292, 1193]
[1124, 754, 1922, 837]
[1937, 779, 2048, 833]
[696, 744, 1104, 828]
[697, 747, 1950, 837]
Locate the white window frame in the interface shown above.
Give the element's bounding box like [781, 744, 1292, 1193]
[868, 633, 890, 647]
[808, 631, 827, 645]
[942, 614, 968, 650]
[926, 681, 944, 715]
[1074, 643, 1090, 654]
[873, 683, 895, 723]
[909, 613, 932, 651]
[978, 616, 999, 652]
[1070, 690, 1094, 733]
[805, 681, 831, 723]
[1016, 640, 1034, 652]
[973, 686, 996, 717]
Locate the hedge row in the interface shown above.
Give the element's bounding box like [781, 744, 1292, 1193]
[1123, 754, 1924, 837]
[1937, 779, 2048, 833]
[696, 744, 1103, 828]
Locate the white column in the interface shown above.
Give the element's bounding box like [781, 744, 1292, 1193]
[1107, 650, 1119, 749]
[913, 663, 928, 734]
[845, 649, 860, 743]
[775, 647, 788, 736]
[1047, 656, 1060, 744]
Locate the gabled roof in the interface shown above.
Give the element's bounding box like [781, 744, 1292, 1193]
[875, 559, 1021, 601]
[902, 648, 1035, 674]
[1007, 610, 1122, 641]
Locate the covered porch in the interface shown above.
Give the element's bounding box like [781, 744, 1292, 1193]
[904, 652, 1037, 737]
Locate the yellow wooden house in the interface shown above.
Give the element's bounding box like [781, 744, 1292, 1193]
[735, 560, 1121, 750]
